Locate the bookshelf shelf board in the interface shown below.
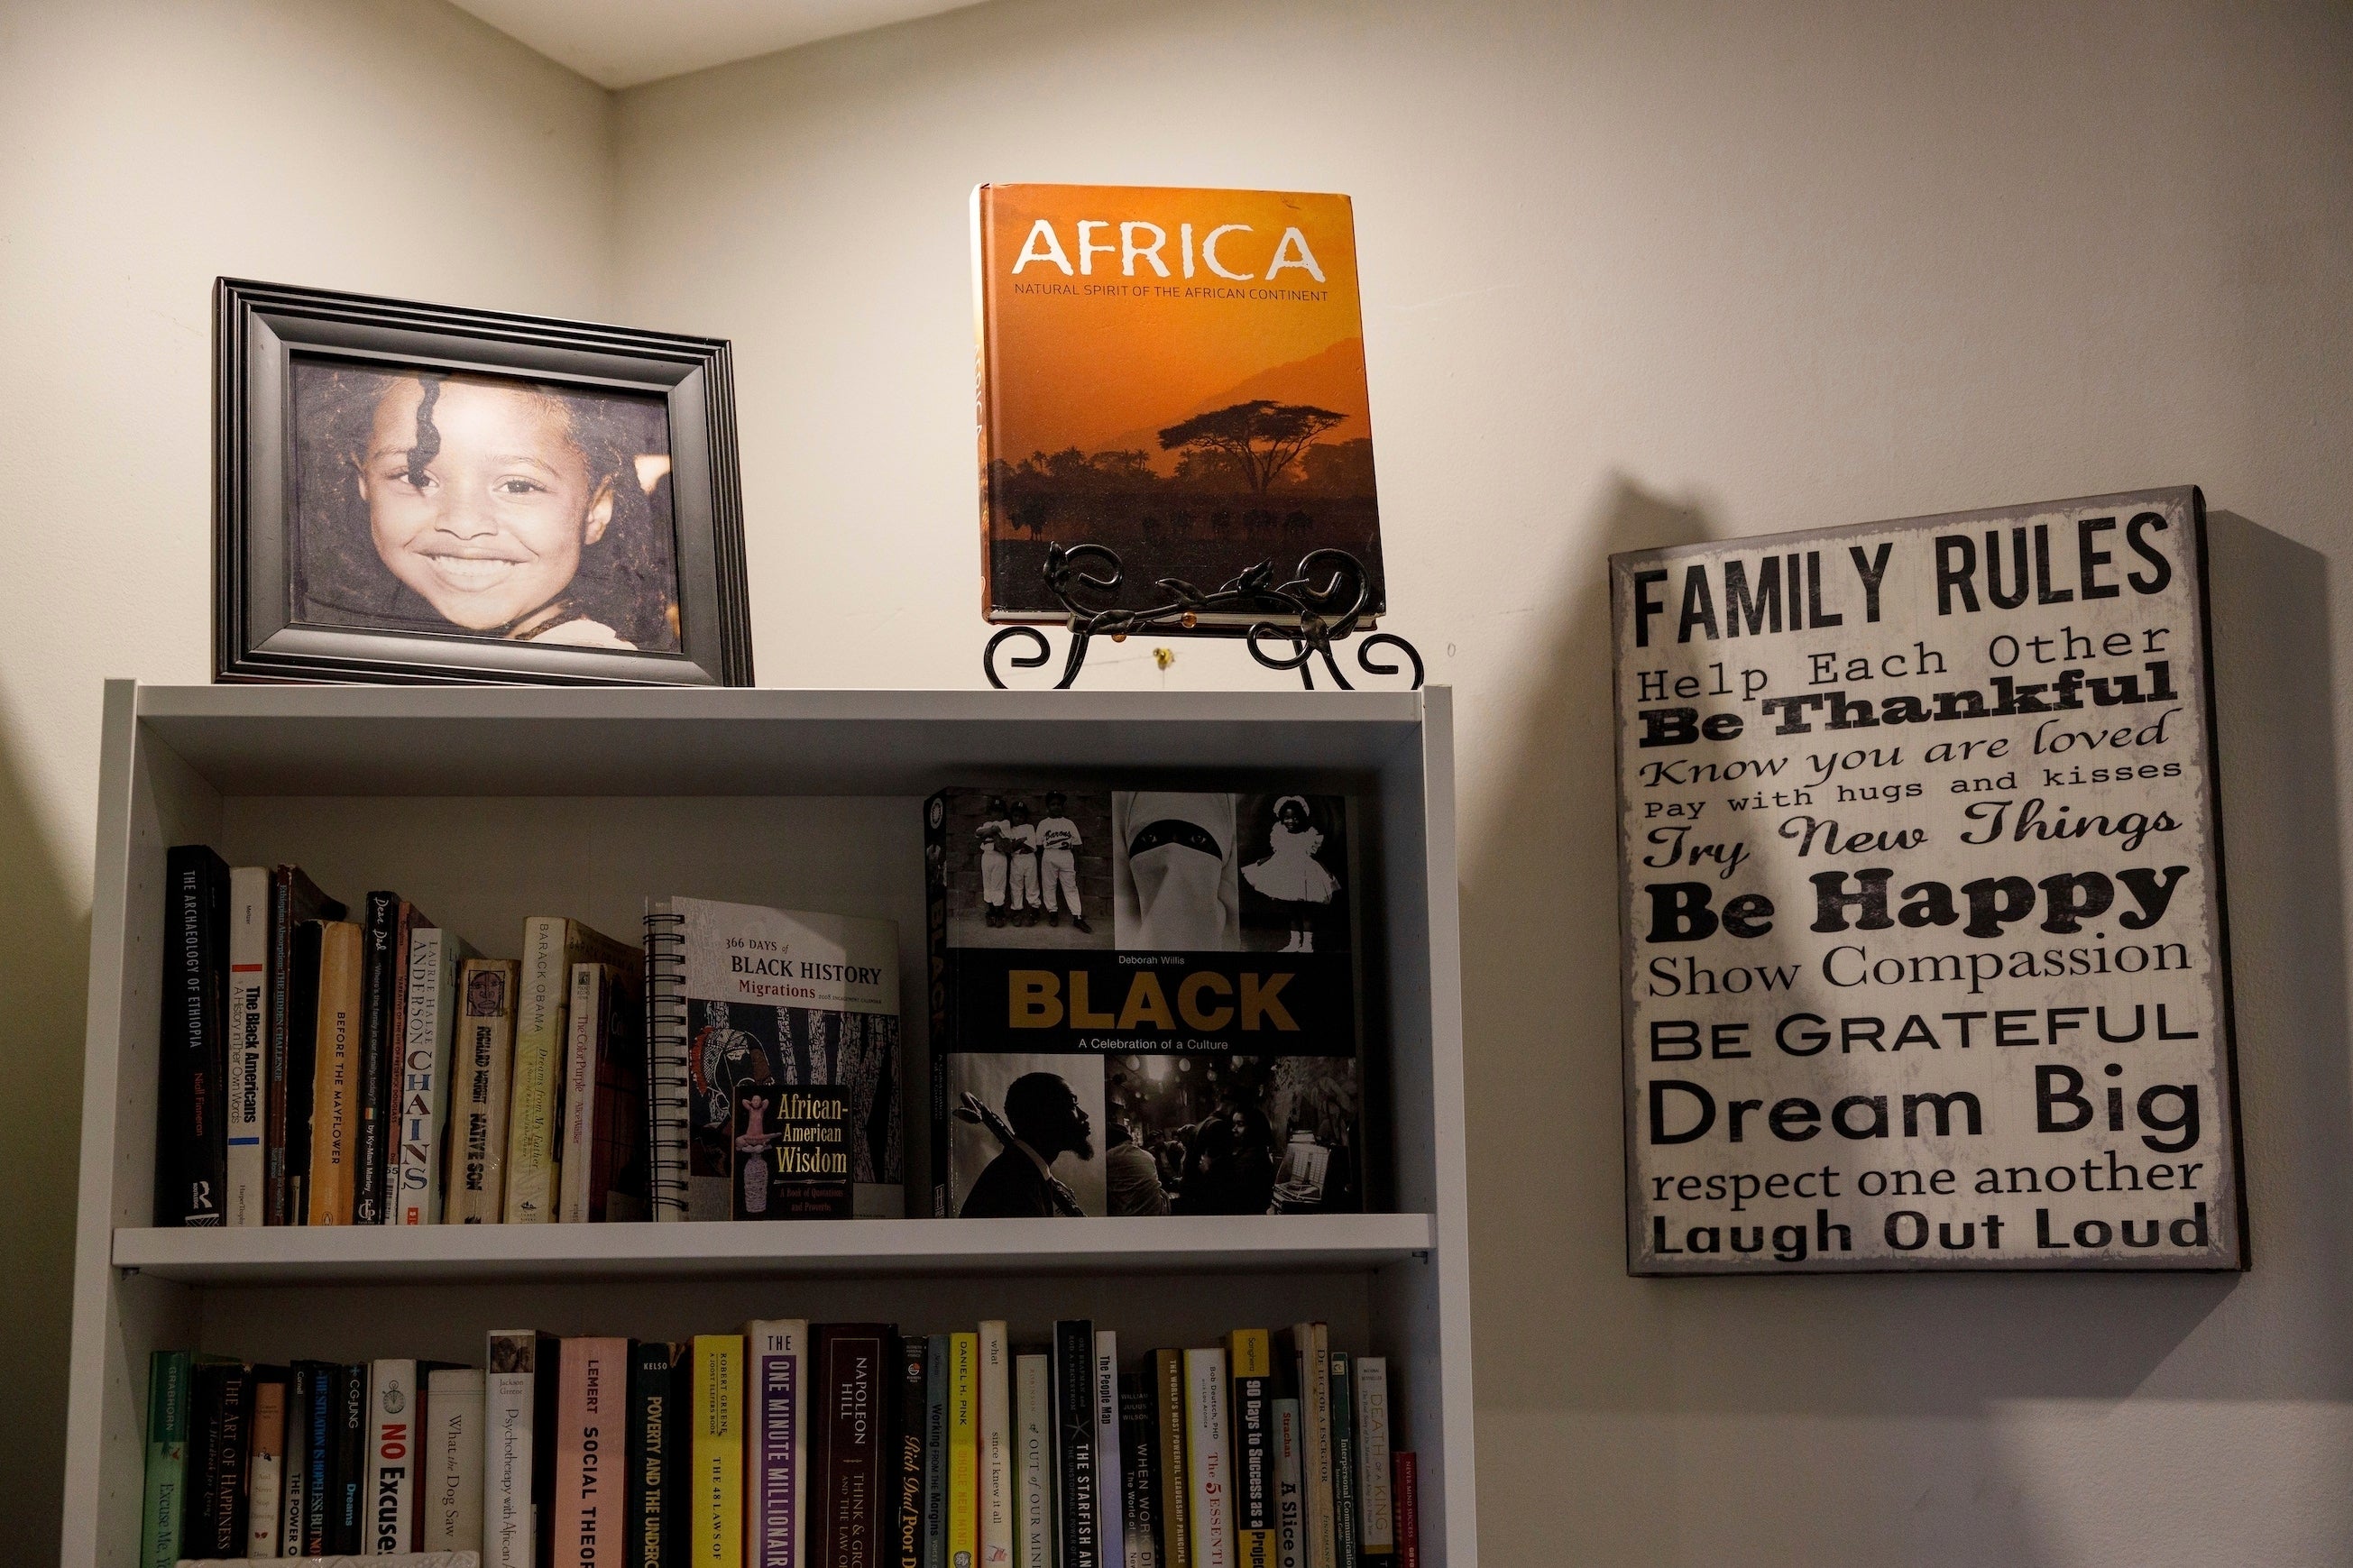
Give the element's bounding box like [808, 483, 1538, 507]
[111, 1213, 1438, 1284]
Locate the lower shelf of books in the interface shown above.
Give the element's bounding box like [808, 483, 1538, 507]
[114, 1213, 1438, 1284]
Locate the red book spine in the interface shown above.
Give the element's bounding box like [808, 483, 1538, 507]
[1392, 1452, 1418, 1568]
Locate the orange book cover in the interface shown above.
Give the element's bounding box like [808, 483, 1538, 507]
[555, 1336, 629, 1568]
[972, 183, 1383, 626]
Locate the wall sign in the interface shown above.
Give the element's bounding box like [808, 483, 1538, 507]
[1613, 487, 2244, 1273]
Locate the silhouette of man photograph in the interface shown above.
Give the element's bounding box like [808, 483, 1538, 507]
[959, 1070, 1095, 1218]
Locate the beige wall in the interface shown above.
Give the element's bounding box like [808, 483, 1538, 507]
[7, 0, 2353, 1561]
[0, 0, 614, 1544]
[613, 1, 2353, 1563]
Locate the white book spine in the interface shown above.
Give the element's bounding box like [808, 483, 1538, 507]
[392, 930, 464, 1224]
[1182, 1350, 1231, 1568]
[979, 1321, 1013, 1568]
[643, 903, 690, 1221]
[1271, 1401, 1303, 1568]
[226, 867, 270, 1226]
[1016, 1353, 1055, 1568]
[427, 1370, 486, 1552]
[1351, 1360, 1391, 1553]
[1093, 1332, 1124, 1568]
[558, 964, 602, 1224]
[370, 1360, 420, 1554]
[486, 1334, 536, 1568]
[743, 1319, 809, 1568]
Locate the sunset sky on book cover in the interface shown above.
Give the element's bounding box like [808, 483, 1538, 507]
[974, 183, 1383, 624]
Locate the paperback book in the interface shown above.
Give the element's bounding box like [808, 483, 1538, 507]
[925, 788, 1363, 1219]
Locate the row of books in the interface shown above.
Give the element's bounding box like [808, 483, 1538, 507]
[160, 779, 1371, 1229]
[155, 851, 906, 1227]
[142, 1318, 1419, 1568]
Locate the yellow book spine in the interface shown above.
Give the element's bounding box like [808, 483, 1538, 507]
[694, 1334, 744, 1568]
[305, 922, 363, 1225]
[1227, 1330, 1273, 1567]
[948, 1331, 979, 1568]
[502, 917, 567, 1222]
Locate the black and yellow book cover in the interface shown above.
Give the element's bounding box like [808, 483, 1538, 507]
[973, 183, 1383, 624]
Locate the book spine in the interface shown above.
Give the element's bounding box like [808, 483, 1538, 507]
[427, 1371, 486, 1552]
[247, 1369, 288, 1557]
[372, 1360, 420, 1554]
[643, 905, 690, 1222]
[487, 1332, 539, 1568]
[979, 1322, 1013, 1568]
[1181, 1352, 1229, 1568]
[1150, 1353, 1188, 1568]
[331, 1362, 369, 1554]
[157, 845, 227, 1226]
[627, 1343, 682, 1568]
[536, 1336, 568, 1568]
[283, 922, 326, 1227]
[1324, 1354, 1355, 1568]
[1347, 1362, 1388, 1556]
[225, 867, 269, 1226]
[505, 916, 574, 1223]
[1014, 1355, 1053, 1568]
[922, 793, 951, 1218]
[560, 963, 604, 1224]
[1223, 1334, 1270, 1568]
[205, 1361, 257, 1555]
[924, 1336, 951, 1568]
[282, 1365, 312, 1556]
[816, 1325, 891, 1568]
[556, 1339, 628, 1568]
[744, 1322, 806, 1568]
[302, 1363, 335, 1554]
[1269, 1405, 1301, 1568]
[307, 922, 364, 1224]
[894, 1337, 929, 1568]
[355, 891, 400, 1224]
[1388, 1457, 1415, 1568]
[693, 1334, 744, 1568]
[1282, 1328, 1332, 1568]
[265, 869, 294, 1226]
[592, 964, 648, 1222]
[1091, 1333, 1123, 1568]
[1052, 1322, 1098, 1568]
[947, 1332, 978, 1568]
[1117, 1376, 1158, 1568]
[141, 1350, 191, 1568]
[450, 959, 519, 1224]
[393, 929, 451, 1224]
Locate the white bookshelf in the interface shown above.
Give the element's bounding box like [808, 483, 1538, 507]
[60, 682, 1476, 1566]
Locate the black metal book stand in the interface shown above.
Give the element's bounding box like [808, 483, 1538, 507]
[982, 543, 1423, 692]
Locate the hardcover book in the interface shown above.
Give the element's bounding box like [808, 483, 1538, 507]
[266, 866, 345, 1225]
[648, 896, 903, 1222]
[1348, 1360, 1390, 1557]
[925, 788, 1363, 1220]
[226, 867, 270, 1226]
[970, 184, 1383, 626]
[158, 845, 230, 1227]
[306, 921, 366, 1226]
[357, 894, 434, 1225]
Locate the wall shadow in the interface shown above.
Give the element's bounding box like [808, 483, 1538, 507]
[0, 721, 87, 1554]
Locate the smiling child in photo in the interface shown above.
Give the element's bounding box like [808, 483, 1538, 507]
[290, 363, 681, 650]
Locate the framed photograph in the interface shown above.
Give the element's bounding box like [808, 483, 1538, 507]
[214, 278, 752, 685]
